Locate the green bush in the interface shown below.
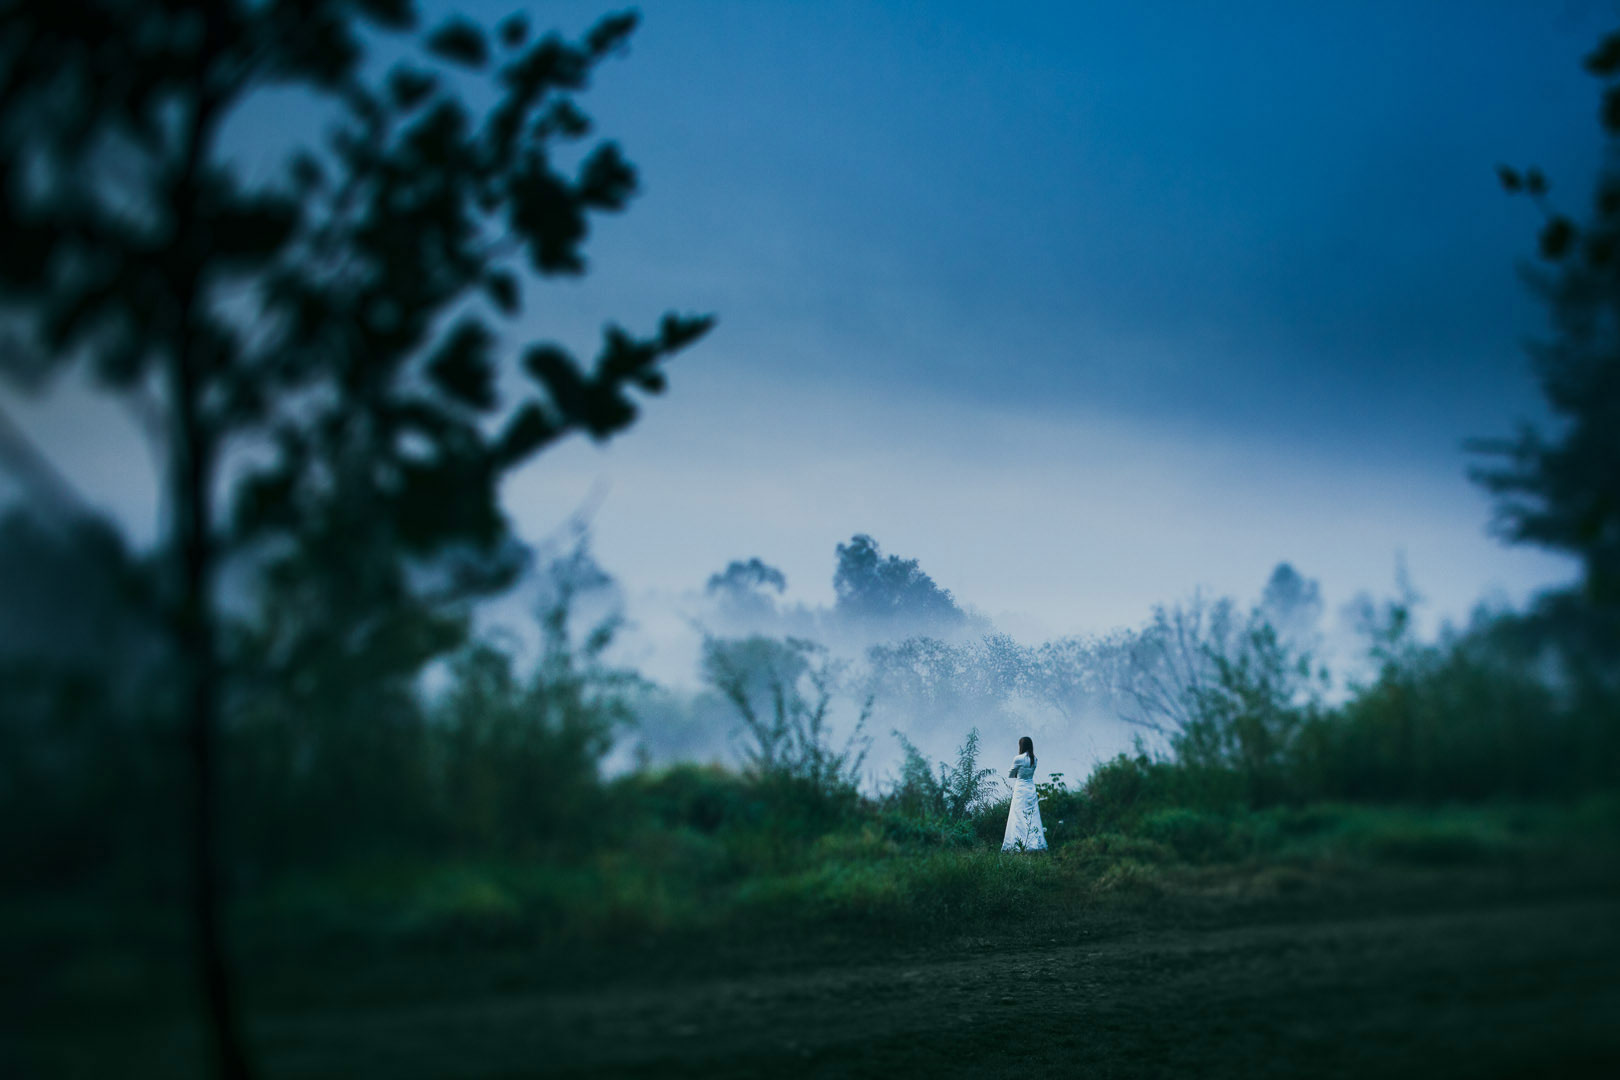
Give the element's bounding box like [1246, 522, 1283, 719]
[614, 764, 759, 834]
[1069, 832, 1176, 865]
[879, 812, 981, 849]
[1074, 753, 1245, 834]
[1093, 859, 1165, 895]
[1138, 807, 1238, 863]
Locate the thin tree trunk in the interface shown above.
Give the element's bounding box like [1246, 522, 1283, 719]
[173, 377, 250, 1079]
[170, 18, 253, 1073]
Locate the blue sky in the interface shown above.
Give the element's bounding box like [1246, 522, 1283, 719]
[496, 0, 1602, 638]
[5, 0, 1610, 654]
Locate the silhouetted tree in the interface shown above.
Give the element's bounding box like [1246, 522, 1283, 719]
[1028, 632, 1123, 723]
[863, 632, 1044, 751]
[706, 557, 788, 620]
[1478, 33, 1620, 611]
[833, 533, 965, 630]
[701, 634, 871, 791]
[1111, 593, 1237, 736]
[1178, 618, 1319, 804]
[1259, 562, 1324, 649]
[0, 3, 711, 1075]
[865, 635, 965, 719]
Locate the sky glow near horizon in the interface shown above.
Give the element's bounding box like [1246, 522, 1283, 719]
[2, 0, 1607, 682]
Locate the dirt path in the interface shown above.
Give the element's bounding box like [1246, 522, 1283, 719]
[251, 894, 1620, 1079]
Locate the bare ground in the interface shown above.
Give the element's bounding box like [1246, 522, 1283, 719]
[17, 867, 1620, 1079]
[255, 888, 1620, 1078]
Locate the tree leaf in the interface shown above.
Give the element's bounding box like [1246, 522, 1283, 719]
[523, 343, 588, 417]
[1586, 32, 1620, 76]
[1540, 216, 1575, 260]
[537, 99, 592, 139]
[210, 196, 300, 264]
[387, 65, 438, 111]
[585, 12, 639, 57]
[577, 142, 637, 210]
[1599, 180, 1620, 217]
[289, 151, 325, 191]
[426, 320, 498, 410]
[426, 17, 490, 69]
[483, 270, 520, 314]
[355, 0, 418, 32]
[510, 161, 587, 273]
[659, 312, 716, 352]
[495, 401, 560, 464]
[497, 13, 529, 49]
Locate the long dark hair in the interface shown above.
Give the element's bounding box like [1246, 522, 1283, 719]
[1018, 735, 1035, 767]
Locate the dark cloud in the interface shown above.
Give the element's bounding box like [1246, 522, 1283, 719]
[3, 1, 1596, 656]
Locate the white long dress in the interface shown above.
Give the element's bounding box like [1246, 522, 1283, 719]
[1001, 753, 1048, 852]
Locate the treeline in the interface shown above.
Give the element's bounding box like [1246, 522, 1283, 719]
[5, 504, 1617, 903]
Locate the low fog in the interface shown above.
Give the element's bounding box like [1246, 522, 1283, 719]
[448, 520, 1426, 790]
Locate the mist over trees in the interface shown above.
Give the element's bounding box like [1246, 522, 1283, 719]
[701, 634, 871, 794]
[670, 538, 1342, 792]
[832, 533, 970, 637]
[1259, 562, 1326, 652]
[626, 510, 1616, 811]
[705, 557, 789, 623]
[631, 528, 1348, 790]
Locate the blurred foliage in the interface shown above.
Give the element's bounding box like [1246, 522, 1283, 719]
[0, 3, 711, 1070]
[1, 533, 644, 892]
[0, 512, 182, 895]
[700, 633, 872, 794]
[1480, 34, 1620, 614]
[229, 540, 643, 874]
[705, 557, 788, 623]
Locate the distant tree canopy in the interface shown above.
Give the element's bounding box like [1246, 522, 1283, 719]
[1259, 562, 1324, 648]
[706, 557, 788, 620]
[833, 533, 965, 629]
[1478, 31, 1620, 610]
[708, 558, 788, 596]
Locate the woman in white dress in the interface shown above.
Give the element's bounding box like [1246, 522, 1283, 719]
[1001, 735, 1047, 853]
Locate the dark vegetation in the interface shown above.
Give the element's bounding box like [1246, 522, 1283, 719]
[1, 2, 709, 1075]
[7, 521, 1618, 950]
